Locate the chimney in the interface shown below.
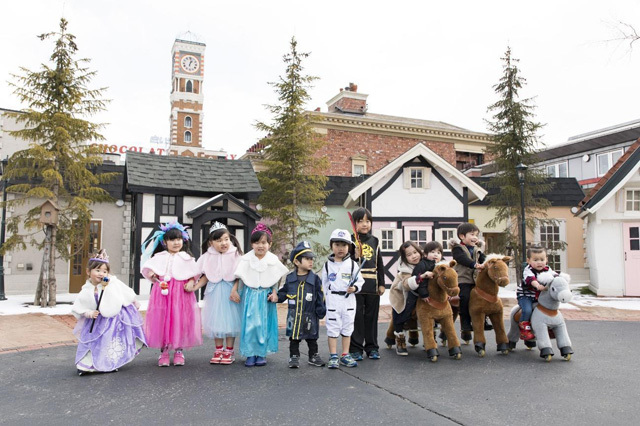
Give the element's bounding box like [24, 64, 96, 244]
[326, 82, 368, 115]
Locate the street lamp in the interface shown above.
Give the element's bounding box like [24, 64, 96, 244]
[0, 157, 8, 301]
[516, 163, 528, 269]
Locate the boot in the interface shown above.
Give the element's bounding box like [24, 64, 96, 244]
[395, 332, 408, 356]
[519, 321, 535, 341]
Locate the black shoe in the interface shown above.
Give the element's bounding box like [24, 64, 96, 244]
[288, 355, 300, 368]
[484, 318, 493, 330]
[308, 353, 325, 367]
[461, 330, 472, 342]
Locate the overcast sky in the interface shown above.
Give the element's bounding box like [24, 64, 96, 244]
[1, 1, 639, 157]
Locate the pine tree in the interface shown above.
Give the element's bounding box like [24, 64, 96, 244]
[3, 18, 115, 307]
[255, 37, 329, 256]
[484, 47, 555, 276]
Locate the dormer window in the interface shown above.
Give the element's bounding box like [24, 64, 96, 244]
[351, 154, 368, 177]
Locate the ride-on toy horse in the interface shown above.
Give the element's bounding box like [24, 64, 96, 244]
[469, 255, 512, 357]
[507, 273, 574, 361]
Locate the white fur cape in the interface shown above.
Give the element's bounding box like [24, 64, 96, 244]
[234, 250, 288, 289]
[141, 251, 200, 281]
[71, 275, 137, 319]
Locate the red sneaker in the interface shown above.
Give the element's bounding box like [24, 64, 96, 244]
[158, 351, 170, 367]
[210, 348, 223, 364]
[519, 321, 535, 341]
[220, 349, 235, 365]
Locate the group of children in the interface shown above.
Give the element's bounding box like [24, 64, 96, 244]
[71, 210, 555, 374]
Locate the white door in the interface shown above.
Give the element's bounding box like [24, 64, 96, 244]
[624, 223, 640, 296]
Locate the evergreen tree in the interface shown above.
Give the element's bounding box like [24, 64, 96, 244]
[255, 37, 329, 256]
[3, 18, 115, 307]
[484, 47, 555, 276]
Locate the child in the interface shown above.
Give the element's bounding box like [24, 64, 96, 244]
[141, 221, 202, 367]
[416, 241, 444, 300]
[186, 222, 243, 364]
[278, 241, 326, 368]
[518, 246, 556, 340]
[234, 223, 289, 367]
[450, 222, 486, 342]
[72, 249, 146, 375]
[388, 241, 427, 356]
[322, 229, 365, 369]
[349, 207, 386, 361]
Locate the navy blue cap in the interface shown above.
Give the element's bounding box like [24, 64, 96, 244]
[290, 241, 316, 262]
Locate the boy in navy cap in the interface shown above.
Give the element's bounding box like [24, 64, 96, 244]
[278, 241, 326, 368]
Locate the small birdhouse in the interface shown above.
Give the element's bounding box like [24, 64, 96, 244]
[39, 200, 60, 225]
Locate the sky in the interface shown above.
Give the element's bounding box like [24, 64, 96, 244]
[1, 1, 639, 157]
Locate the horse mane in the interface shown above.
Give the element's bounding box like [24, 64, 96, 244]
[483, 253, 506, 263]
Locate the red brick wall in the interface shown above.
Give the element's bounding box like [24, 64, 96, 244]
[317, 129, 457, 176]
[332, 97, 366, 112]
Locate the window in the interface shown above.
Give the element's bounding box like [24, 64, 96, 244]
[626, 190, 640, 212]
[351, 156, 367, 177]
[546, 162, 568, 178]
[410, 168, 423, 188]
[597, 149, 623, 177]
[439, 229, 456, 250]
[630, 226, 639, 251]
[186, 80, 193, 93]
[161, 196, 176, 215]
[455, 151, 484, 170]
[409, 229, 428, 246]
[539, 224, 561, 251]
[353, 164, 365, 177]
[404, 167, 431, 189]
[184, 116, 192, 128]
[184, 131, 192, 142]
[546, 253, 562, 272]
[381, 229, 395, 250]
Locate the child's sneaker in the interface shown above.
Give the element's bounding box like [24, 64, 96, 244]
[340, 353, 358, 368]
[173, 350, 185, 366]
[220, 349, 235, 365]
[158, 351, 170, 367]
[519, 321, 535, 341]
[349, 352, 363, 361]
[308, 353, 325, 367]
[395, 333, 408, 356]
[288, 355, 300, 368]
[255, 356, 267, 366]
[367, 350, 381, 360]
[327, 356, 340, 369]
[210, 348, 223, 364]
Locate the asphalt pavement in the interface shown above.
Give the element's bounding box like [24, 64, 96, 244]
[0, 320, 638, 425]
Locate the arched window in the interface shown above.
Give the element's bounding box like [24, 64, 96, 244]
[186, 80, 193, 93]
[184, 131, 192, 143]
[184, 116, 192, 128]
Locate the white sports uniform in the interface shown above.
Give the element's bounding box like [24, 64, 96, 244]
[321, 254, 364, 338]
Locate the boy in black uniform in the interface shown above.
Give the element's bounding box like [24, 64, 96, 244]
[349, 208, 386, 360]
[278, 241, 327, 368]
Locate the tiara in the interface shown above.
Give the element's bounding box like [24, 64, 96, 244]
[89, 249, 110, 263]
[251, 223, 272, 237]
[209, 221, 227, 234]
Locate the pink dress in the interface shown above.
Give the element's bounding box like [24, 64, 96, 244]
[142, 251, 202, 350]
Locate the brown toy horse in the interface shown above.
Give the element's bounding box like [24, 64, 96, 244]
[469, 254, 512, 357]
[415, 260, 462, 362]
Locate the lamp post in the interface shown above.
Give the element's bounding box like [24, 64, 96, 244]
[516, 163, 528, 269]
[0, 157, 8, 301]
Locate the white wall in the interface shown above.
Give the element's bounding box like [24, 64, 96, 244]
[587, 216, 625, 296]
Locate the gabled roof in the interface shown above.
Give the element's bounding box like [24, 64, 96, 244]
[186, 192, 261, 220]
[343, 143, 488, 207]
[470, 177, 585, 207]
[577, 138, 640, 217]
[125, 151, 261, 196]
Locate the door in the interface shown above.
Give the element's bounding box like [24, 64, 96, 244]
[69, 220, 102, 293]
[624, 223, 640, 296]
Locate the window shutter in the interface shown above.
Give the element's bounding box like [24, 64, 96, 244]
[423, 168, 431, 189]
[403, 168, 410, 189]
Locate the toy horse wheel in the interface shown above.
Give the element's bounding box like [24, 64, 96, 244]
[501, 349, 509, 355]
[453, 353, 462, 360]
[430, 356, 438, 362]
[77, 370, 84, 376]
[563, 354, 571, 361]
[387, 344, 392, 349]
[544, 354, 552, 362]
[477, 349, 485, 358]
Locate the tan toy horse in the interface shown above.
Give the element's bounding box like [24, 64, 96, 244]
[415, 260, 462, 362]
[469, 254, 511, 357]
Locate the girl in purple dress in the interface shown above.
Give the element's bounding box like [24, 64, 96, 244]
[72, 250, 146, 375]
[141, 221, 202, 367]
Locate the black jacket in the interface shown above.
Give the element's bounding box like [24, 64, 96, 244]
[351, 232, 386, 294]
[416, 259, 436, 299]
[278, 270, 326, 340]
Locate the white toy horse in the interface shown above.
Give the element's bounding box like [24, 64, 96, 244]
[507, 273, 574, 361]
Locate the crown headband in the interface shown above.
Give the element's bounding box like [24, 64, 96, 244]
[209, 222, 227, 234]
[141, 221, 190, 267]
[251, 223, 272, 237]
[89, 249, 110, 263]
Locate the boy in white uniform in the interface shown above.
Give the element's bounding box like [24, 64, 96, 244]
[322, 229, 365, 369]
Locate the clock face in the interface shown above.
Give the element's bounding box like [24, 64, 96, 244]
[180, 55, 199, 73]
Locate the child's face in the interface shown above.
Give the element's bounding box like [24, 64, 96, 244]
[331, 241, 350, 260]
[165, 237, 183, 254]
[356, 217, 372, 234]
[404, 245, 422, 265]
[211, 233, 231, 253]
[252, 235, 271, 259]
[528, 252, 547, 271]
[460, 231, 479, 247]
[295, 256, 314, 273]
[427, 249, 442, 262]
[87, 264, 109, 285]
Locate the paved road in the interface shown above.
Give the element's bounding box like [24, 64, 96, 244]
[1, 321, 637, 425]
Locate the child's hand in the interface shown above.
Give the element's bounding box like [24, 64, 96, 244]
[347, 286, 356, 294]
[421, 271, 434, 280]
[421, 297, 429, 303]
[475, 263, 485, 270]
[533, 281, 545, 291]
[267, 292, 278, 303]
[133, 300, 141, 309]
[377, 285, 386, 296]
[354, 245, 362, 259]
[84, 310, 99, 319]
[230, 289, 241, 303]
[148, 273, 158, 282]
